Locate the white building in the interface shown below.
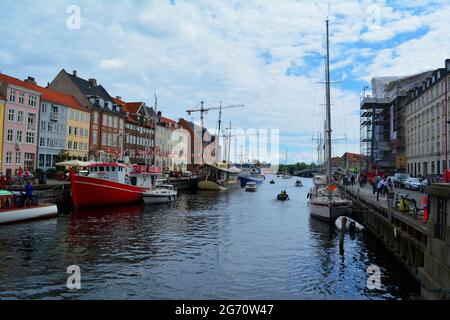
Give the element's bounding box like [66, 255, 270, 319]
[405, 59, 450, 177]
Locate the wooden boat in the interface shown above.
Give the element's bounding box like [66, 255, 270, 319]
[197, 164, 241, 190]
[0, 190, 58, 225]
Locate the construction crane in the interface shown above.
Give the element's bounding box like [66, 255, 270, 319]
[186, 101, 245, 142]
[186, 101, 244, 164]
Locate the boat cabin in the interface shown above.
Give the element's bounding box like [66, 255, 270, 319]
[199, 164, 240, 185]
[0, 190, 15, 210]
[86, 163, 130, 184]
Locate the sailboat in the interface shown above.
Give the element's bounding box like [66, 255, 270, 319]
[143, 95, 178, 204]
[309, 20, 352, 221]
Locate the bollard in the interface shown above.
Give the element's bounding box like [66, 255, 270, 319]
[423, 195, 428, 223]
[339, 217, 347, 254]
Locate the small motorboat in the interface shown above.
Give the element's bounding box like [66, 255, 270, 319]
[0, 190, 58, 225]
[295, 180, 303, 187]
[277, 191, 289, 201]
[245, 182, 257, 192]
[335, 216, 364, 232]
[270, 180, 275, 184]
[143, 184, 177, 204]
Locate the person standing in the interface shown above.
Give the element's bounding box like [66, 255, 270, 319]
[24, 181, 33, 207]
[376, 177, 385, 201]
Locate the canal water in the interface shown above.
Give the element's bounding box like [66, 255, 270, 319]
[0, 177, 420, 299]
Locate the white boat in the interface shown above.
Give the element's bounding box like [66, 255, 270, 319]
[282, 174, 292, 179]
[0, 190, 58, 225]
[197, 164, 241, 190]
[308, 20, 352, 222]
[143, 184, 177, 204]
[309, 195, 352, 221]
[335, 216, 364, 231]
[313, 174, 327, 186]
[245, 182, 257, 192]
[295, 180, 303, 187]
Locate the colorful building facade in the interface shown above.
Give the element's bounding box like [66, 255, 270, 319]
[66, 105, 91, 161]
[0, 95, 5, 173]
[0, 74, 40, 176]
[49, 70, 126, 162]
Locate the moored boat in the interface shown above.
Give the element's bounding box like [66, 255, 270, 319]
[70, 163, 149, 208]
[295, 180, 303, 187]
[0, 190, 58, 225]
[143, 182, 177, 204]
[197, 164, 241, 190]
[236, 163, 265, 187]
[245, 182, 257, 192]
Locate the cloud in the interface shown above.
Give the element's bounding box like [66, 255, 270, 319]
[0, 0, 448, 163]
[99, 58, 126, 70]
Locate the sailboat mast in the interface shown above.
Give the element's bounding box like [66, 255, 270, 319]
[325, 19, 332, 187]
[216, 102, 222, 165]
[153, 95, 158, 187]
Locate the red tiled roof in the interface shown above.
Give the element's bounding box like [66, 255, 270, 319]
[126, 102, 143, 114]
[0, 73, 85, 111]
[161, 116, 177, 125]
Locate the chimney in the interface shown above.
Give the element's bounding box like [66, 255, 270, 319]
[446, 59, 450, 72]
[24, 76, 37, 85]
[73, 70, 77, 77]
[116, 96, 122, 101]
[89, 78, 98, 87]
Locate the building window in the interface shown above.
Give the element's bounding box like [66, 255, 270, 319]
[92, 130, 98, 145]
[40, 137, 45, 147]
[19, 93, 25, 104]
[70, 110, 74, 120]
[9, 90, 16, 102]
[28, 95, 37, 107]
[74, 127, 79, 136]
[69, 126, 73, 135]
[68, 141, 72, 149]
[17, 111, 24, 123]
[6, 152, 12, 164]
[15, 152, 21, 165]
[41, 103, 47, 113]
[39, 154, 45, 167]
[45, 154, 52, 167]
[27, 113, 36, 131]
[8, 109, 15, 122]
[102, 129, 107, 145]
[73, 141, 78, 150]
[93, 112, 99, 124]
[16, 130, 22, 143]
[435, 197, 447, 240]
[26, 132, 35, 144]
[6, 129, 14, 142]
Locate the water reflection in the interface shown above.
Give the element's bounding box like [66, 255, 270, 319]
[0, 177, 420, 299]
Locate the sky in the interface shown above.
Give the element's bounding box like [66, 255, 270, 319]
[1, 0, 450, 164]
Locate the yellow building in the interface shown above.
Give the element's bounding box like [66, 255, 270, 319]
[0, 95, 5, 173]
[67, 106, 91, 161]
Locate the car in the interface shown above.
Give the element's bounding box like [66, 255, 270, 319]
[420, 178, 429, 193]
[405, 177, 421, 190]
[393, 173, 410, 188]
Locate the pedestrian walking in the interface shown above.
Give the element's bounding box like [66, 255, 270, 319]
[351, 175, 355, 187]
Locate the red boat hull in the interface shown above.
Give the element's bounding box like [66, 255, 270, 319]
[70, 174, 147, 208]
